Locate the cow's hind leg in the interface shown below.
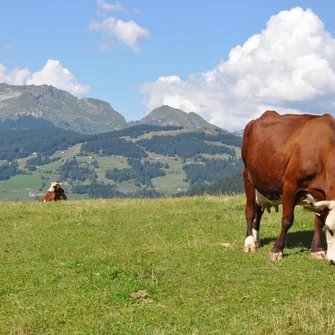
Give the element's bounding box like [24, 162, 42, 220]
[243, 168, 260, 252]
[311, 214, 326, 260]
[252, 203, 263, 248]
[269, 185, 296, 260]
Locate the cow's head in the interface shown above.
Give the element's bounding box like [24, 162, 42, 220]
[48, 181, 62, 193]
[312, 200, 335, 264]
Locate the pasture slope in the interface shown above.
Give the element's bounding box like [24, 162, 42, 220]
[0, 195, 334, 334]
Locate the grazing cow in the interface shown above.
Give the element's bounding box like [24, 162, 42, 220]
[43, 182, 67, 202]
[242, 111, 335, 263]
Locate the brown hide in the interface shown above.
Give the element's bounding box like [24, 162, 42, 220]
[43, 192, 55, 202]
[242, 111, 335, 200]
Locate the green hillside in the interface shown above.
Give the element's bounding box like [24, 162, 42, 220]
[0, 196, 332, 334]
[138, 105, 221, 130]
[0, 125, 243, 201]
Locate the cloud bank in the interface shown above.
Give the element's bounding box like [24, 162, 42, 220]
[142, 7, 335, 130]
[0, 59, 89, 97]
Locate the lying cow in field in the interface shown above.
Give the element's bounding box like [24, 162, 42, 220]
[242, 111, 335, 264]
[43, 182, 67, 202]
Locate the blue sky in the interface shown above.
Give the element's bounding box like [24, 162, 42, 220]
[1, 0, 335, 129]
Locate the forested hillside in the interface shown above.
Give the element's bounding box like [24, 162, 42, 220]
[0, 124, 244, 200]
[181, 172, 244, 196]
[137, 133, 237, 158]
[0, 128, 85, 160]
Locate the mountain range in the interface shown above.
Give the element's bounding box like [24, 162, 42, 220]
[0, 83, 222, 134]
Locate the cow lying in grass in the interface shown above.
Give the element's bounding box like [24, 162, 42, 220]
[43, 182, 67, 202]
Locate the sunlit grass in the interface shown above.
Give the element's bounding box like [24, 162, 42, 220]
[0, 195, 333, 334]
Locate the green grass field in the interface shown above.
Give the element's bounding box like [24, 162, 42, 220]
[36, 160, 64, 172]
[0, 175, 43, 201]
[116, 180, 141, 193]
[0, 195, 334, 334]
[152, 173, 189, 195]
[95, 156, 130, 183]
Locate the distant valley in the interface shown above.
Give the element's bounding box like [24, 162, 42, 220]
[0, 83, 243, 201]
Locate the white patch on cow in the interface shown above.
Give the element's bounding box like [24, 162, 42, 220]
[244, 235, 257, 252]
[325, 203, 335, 263]
[255, 191, 317, 213]
[48, 181, 61, 192]
[252, 228, 260, 247]
[48, 182, 57, 192]
[310, 200, 335, 263]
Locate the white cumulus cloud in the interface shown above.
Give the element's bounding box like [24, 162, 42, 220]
[89, 17, 151, 52]
[141, 7, 335, 130]
[0, 59, 89, 97]
[0, 64, 31, 85]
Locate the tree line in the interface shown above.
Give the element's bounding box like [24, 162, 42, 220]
[183, 157, 244, 184]
[26, 154, 60, 167]
[0, 127, 86, 160]
[0, 124, 184, 161]
[105, 159, 167, 187]
[179, 172, 244, 196]
[137, 132, 238, 158]
[72, 179, 162, 199]
[81, 138, 147, 158]
[88, 124, 182, 140]
[0, 161, 21, 181]
[59, 158, 97, 182]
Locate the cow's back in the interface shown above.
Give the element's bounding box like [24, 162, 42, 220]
[242, 111, 333, 194]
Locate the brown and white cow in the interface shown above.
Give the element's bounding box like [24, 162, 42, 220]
[242, 111, 335, 263]
[43, 182, 67, 202]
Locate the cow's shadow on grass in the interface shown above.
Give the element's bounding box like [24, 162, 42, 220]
[261, 230, 327, 251]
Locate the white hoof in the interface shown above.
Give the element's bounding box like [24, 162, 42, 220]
[252, 229, 260, 247]
[311, 250, 326, 260]
[244, 235, 257, 253]
[268, 251, 283, 261]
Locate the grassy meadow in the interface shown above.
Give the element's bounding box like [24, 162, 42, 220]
[0, 195, 334, 334]
[0, 175, 44, 201]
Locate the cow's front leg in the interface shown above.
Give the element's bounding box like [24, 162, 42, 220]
[244, 204, 263, 252]
[243, 168, 258, 252]
[311, 213, 326, 259]
[269, 188, 295, 260]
